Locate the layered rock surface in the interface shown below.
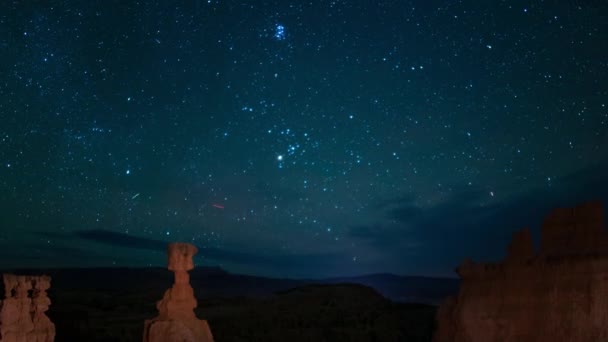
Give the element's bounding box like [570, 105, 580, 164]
[143, 243, 214, 342]
[434, 201, 608, 342]
[0, 274, 55, 342]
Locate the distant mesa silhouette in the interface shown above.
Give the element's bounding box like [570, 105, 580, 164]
[0, 274, 55, 342]
[143, 242, 214, 342]
[434, 201, 608, 342]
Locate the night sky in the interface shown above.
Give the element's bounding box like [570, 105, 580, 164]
[1, 1, 607, 278]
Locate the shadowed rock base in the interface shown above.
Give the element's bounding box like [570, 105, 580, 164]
[434, 201, 608, 342]
[145, 320, 213, 342]
[143, 243, 214, 342]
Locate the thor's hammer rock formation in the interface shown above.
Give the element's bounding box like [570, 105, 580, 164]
[143, 243, 214, 342]
[0, 274, 55, 342]
[434, 201, 608, 342]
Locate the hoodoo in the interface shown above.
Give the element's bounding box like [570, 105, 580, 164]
[143, 243, 214, 342]
[0, 274, 55, 342]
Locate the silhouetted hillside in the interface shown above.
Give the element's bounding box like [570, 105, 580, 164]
[204, 283, 436, 342]
[0, 267, 458, 303]
[327, 273, 459, 305]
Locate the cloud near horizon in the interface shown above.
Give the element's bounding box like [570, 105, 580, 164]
[27, 229, 344, 277]
[348, 159, 608, 275]
[21, 159, 607, 278]
[11, 159, 608, 278]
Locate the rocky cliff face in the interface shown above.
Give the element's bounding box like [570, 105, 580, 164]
[434, 201, 608, 342]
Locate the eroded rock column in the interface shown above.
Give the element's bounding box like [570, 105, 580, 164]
[29, 276, 55, 342]
[0, 274, 54, 342]
[1, 275, 34, 342]
[143, 243, 214, 342]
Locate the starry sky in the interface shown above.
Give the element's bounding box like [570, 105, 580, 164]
[1, 0, 608, 278]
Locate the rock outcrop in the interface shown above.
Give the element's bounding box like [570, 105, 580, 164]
[143, 243, 214, 342]
[434, 201, 608, 342]
[30, 276, 55, 342]
[0, 274, 55, 342]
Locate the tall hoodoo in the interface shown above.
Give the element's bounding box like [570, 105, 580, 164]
[143, 243, 214, 342]
[30, 275, 55, 342]
[0, 274, 55, 342]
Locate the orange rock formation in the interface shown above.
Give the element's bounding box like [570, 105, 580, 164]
[434, 201, 608, 342]
[0, 274, 55, 342]
[143, 243, 214, 342]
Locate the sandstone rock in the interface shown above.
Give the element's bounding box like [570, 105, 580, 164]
[143, 243, 214, 342]
[540, 200, 607, 257]
[506, 228, 534, 264]
[1, 275, 34, 342]
[0, 274, 54, 342]
[29, 276, 55, 342]
[434, 201, 608, 342]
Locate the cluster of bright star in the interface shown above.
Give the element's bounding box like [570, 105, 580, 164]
[0, 1, 606, 277]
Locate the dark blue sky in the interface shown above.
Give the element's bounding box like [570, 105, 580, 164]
[1, 0, 607, 278]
